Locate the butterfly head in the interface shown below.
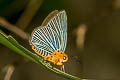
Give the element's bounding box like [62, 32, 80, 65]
[61, 52, 68, 63]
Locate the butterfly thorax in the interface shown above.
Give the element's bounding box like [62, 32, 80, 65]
[32, 46, 68, 66]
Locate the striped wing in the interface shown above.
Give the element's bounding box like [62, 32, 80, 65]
[30, 10, 67, 56]
[46, 10, 67, 52]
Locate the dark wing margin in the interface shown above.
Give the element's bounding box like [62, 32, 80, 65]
[41, 10, 59, 26]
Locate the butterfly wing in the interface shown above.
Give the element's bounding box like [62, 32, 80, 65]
[46, 10, 67, 52]
[30, 10, 67, 56]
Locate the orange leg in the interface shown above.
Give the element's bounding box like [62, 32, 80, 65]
[61, 65, 65, 72]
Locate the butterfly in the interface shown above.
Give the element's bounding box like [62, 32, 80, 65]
[29, 10, 68, 71]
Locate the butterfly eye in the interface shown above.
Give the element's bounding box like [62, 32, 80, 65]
[63, 56, 66, 60]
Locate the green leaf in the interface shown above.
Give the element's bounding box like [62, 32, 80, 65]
[0, 31, 84, 80]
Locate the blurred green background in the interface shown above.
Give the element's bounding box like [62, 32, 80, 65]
[0, 0, 120, 80]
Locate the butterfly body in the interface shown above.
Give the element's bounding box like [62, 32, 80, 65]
[30, 10, 68, 69]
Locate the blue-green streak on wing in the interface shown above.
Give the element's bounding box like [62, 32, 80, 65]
[46, 10, 67, 52]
